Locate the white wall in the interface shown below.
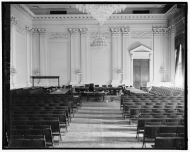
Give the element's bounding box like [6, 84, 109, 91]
[11, 4, 183, 88]
[10, 4, 33, 89]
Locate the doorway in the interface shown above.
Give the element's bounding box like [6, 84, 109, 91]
[133, 59, 149, 89]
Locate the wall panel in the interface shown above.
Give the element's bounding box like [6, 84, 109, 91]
[16, 33, 26, 85]
[49, 42, 68, 86]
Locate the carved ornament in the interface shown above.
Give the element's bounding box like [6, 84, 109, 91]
[132, 31, 152, 38]
[90, 32, 109, 39]
[152, 28, 162, 35]
[79, 28, 88, 36]
[68, 28, 78, 35]
[121, 27, 130, 36]
[49, 32, 68, 39]
[110, 28, 120, 36]
[38, 28, 47, 36]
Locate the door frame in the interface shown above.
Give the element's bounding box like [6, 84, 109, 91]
[130, 45, 153, 86]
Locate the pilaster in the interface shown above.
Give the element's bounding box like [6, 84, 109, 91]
[110, 27, 120, 86]
[38, 28, 48, 86]
[31, 28, 40, 85]
[79, 28, 89, 85]
[10, 16, 17, 88]
[152, 27, 162, 82]
[69, 28, 79, 85]
[169, 27, 176, 83]
[25, 26, 32, 87]
[121, 27, 130, 86]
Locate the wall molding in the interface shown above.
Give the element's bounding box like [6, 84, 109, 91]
[33, 14, 167, 21]
[165, 4, 179, 19]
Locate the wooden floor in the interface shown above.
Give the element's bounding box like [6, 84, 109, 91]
[55, 97, 152, 149]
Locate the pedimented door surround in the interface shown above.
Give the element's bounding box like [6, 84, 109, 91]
[130, 45, 153, 86]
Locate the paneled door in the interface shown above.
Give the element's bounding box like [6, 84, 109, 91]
[133, 59, 149, 89]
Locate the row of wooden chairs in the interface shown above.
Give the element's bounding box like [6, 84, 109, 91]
[9, 94, 81, 148]
[142, 124, 184, 148]
[135, 118, 184, 142]
[10, 128, 53, 147]
[149, 86, 184, 96]
[9, 139, 46, 148]
[153, 135, 184, 149]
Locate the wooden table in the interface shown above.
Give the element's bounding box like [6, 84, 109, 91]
[49, 88, 69, 94]
[125, 87, 149, 95]
[31, 76, 60, 87]
[83, 91, 108, 101]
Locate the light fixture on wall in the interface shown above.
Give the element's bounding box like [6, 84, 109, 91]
[10, 66, 17, 87]
[76, 4, 127, 26]
[33, 68, 40, 84]
[75, 68, 82, 74]
[33, 68, 40, 76]
[10, 66, 17, 76]
[117, 68, 123, 74]
[90, 25, 109, 51]
[159, 66, 164, 82]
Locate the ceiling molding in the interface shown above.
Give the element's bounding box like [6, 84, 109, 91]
[12, 4, 35, 20]
[33, 14, 167, 21]
[165, 4, 179, 19]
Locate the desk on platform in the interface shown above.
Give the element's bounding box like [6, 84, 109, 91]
[31, 76, 60, 87]
[49, 88, 69, 94]
[125, 88, 149, 95]
[83, 91, 108, 101]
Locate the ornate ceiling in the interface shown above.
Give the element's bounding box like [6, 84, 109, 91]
[24, 4, 174, 15]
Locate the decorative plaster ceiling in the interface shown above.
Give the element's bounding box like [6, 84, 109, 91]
[24, 4, 174, 15]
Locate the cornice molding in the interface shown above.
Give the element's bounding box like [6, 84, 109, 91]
[68, 28, 78, 36]
[79, 28, 88, 36]
[33, 14, 167, 21]
[165, 4, 179, 19]
[49, 32, 68, 39]
[12, 4, 35, 20]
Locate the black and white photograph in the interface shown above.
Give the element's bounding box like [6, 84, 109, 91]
[2, 1, 187, 149]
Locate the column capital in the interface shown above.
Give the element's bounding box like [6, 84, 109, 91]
[110, 27, 120, 36]
[168, 26, 176, 35]
[121, 27, 130, 36]
[162, 28, 169, 36]
[25, 25, 32, 34]
[38, 28, 47, 37]
[152, 27, 162, 36]
[11, 16, 17, 26]
[68, 28, 79, 36]
[79, 28, 88, 36]
[31, 28, 39, 36]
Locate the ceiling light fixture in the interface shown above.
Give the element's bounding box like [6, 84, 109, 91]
[76, 4, 127, 26]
